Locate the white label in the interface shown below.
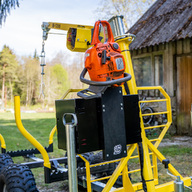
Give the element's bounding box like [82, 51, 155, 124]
[113, 144, 122, 155]
[115, 57, 124, 70]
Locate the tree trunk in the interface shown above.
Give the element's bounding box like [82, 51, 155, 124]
[1, 64, 5, 109]
[9, 79, 13, 102]
[4, 86, 7, 109]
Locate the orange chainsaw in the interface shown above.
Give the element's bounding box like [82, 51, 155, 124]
[78, 20, 131, 99]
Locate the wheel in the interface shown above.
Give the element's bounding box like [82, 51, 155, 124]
[0, 153, 13, 173]
[84, 151, 103, 164]
[142, 107, 154, 126]
[0, 164, 38, 192]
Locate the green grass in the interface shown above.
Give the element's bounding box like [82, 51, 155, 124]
[0, 112, 57, 150]
[159, 145, 192, 156]
[0, 111, 192, 191]
[0, 111, 66, 191]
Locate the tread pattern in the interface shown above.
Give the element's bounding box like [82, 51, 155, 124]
[0, 153, 13, 173]
[0, 164, 38, 192]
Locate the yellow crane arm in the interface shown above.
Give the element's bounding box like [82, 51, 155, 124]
[41, 22, 93, 52]
[45, 22, 93, 31]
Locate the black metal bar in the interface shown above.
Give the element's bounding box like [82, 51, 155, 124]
[6, 144, 53, 157]
[22, 156, 83, 169]
[43, 159, 116, 183]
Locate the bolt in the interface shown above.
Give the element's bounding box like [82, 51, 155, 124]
[124, 150, 126, 153]
[106, 154, 109, 157]
[103, 109, 105, 112]
[119, 90, 122, 93]
[85, 39, 87, 42]
[102, 105, 105, 108]
[121, 107, 123, 110]
[77, 38, 79, 41]
[120, 103, 123, 106]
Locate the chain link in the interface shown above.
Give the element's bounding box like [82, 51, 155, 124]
[39, 40, 46, 98]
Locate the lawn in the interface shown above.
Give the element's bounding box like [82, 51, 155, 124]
[0, 111, 66, 191]
[0, 111, 192, 191]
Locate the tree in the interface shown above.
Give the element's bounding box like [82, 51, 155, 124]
[0, 45, 18, 108]
[33, 49, 39, 60]
[95, 0, 155, 30]
[66, 53, 85, 90]
[50, 64, 69, 99]
[0, 0, 20, 25]
[21, 56, 39, 105]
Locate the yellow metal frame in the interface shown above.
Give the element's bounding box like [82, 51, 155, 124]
[76, 35, 191, 191]
[14, 96, 51, 169]
[13, 89, 83, 168]
[0, 134, 6, 151]
[12, 21, 191, 191]
[48, 126, 57, 145]
[0, 100, 56, 161]
[79, 144, 136, 192]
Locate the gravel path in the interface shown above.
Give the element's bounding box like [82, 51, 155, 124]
[159, 136, 192, 148]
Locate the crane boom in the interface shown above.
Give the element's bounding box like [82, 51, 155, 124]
[41, 21, 93, 52]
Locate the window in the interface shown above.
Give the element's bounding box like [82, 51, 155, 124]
[133, 56, 152, 86]
[132, 55, 163, 86]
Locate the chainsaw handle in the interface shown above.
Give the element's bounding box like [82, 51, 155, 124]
[80, 68, 131, 86]
[91, 20, 114, 45]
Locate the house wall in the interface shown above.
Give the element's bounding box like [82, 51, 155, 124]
[175, 38, 192, 135]
[130, 38, 192, 135]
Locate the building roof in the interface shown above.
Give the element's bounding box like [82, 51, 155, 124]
[128, 0, 192, 50]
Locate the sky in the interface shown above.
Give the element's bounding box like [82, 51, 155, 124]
[0, 0, 99, 60]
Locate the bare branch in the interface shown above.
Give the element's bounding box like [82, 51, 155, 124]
[0, 0, 20, 26]
[94, 0, 155, 30]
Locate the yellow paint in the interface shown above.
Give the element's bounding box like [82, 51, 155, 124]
[79, 154, 92, 192]
[77, 34, 192, 192]
[42, 22, 191, 192]
[46, 22, 93, 52]
[14, 96, 51, 169]
[116, 37, 138, 94]
[48, 126, 57, 145]
[48, 22, 93, 31]
[0, 134, 6, 150]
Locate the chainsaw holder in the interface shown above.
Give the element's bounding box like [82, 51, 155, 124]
[77, 67, 131, 99]
[56, 20, 141, 161]
[56, 87, 142, 161]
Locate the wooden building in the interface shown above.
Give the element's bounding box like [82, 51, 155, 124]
[128, 0, 192, 135]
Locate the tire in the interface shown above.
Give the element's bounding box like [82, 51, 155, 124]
[0, 164, 38, 192]
[77, 152, 103, 167]
[84, 152, 103, 164]
[0, 153, 13, 173]
[142, 107, 154, 126]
